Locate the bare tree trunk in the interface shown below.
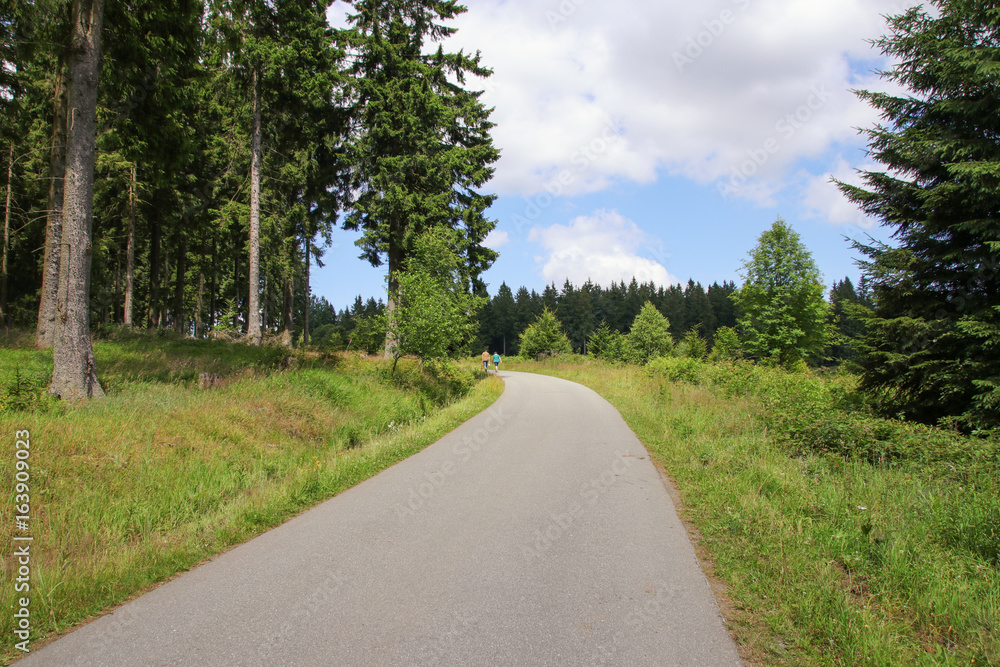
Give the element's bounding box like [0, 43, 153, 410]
[123, 162, 136, 326]
[247, 67, 263, 345]
[36, 58, 69, 348]
[1, 143, 12, 328]
[50, 0, 105, 401]
[172, 230, 186, 335]
[195, 268, 204, 338]
[147, 218, 160, 328]
[302, 236, 310, 346]
[383, 218, 402, 358]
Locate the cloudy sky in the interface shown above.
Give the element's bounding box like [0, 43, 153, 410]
[316, 0, 908, 309]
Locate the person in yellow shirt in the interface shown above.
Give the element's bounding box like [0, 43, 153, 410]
[481, 350, 490, 372]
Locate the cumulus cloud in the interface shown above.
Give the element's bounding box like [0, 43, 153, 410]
[438, 0, 903, 203]
[483, 228, 510, 249]
[802, 157, 882, 230]
[528, 210, 679, 287]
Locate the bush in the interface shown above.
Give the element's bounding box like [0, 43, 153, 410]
[519, 309, 572, 358]
[625, 302, 673, 364]
[676, 329, 707, 360]
[645, 356, 705, 383]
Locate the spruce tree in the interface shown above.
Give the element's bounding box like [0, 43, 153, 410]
[339, 0, 499, 356]
[837, 1, 1000, 429]
[731, 218, 831, 369]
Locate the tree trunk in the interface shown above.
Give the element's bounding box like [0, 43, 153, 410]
[123, 162, 136, 327]
[209, 237, 217, 329]
[1, 143, 12, 328]
[147, 218, 160, 328]
[383, 218, 402, 358]
[172, 229, 186, 335]
[195, 267, 204, 338]
[50, 0, 105, 401]
[302, 237, 310, 346]
[36, 57, 69, 348]
[247, 67, 263, 345]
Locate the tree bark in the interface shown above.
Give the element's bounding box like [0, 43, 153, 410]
[123, 162, 136, 327]
[50, 0, 105, 401]
[36, 57, 69, 348]
[147, 218, 160, 328]
[172, 229, 187, 335]
[302, 236, 310, 346]
[1, 143, 12, 328]
[247, 67, 262, 345]
[383, 217, 402, 358]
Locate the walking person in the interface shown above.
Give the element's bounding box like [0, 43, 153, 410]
[481, 349, 490, 372]
[492, 352, 501, 373]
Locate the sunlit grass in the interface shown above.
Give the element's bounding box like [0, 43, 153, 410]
[0, 332, 503, 664]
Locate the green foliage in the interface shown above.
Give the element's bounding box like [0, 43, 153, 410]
[348, 315, 386, 355]
[709, 326, 742, 362]
[340, 0, 499, 295]
[676, 328, 707, 360]
[732, 218, 832, 369]
[587, 320, 624, 361]
[837, 2, 1000, 431]
[388, 229, 484, 367]
[624, 301, 673, 364]
[645, 356, 704, 383]
[518, 308, 572, 359]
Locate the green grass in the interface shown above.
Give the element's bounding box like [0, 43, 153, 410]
[0, 332, 503, 664]
[508, 355, 999, 666]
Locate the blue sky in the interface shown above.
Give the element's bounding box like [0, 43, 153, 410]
[315, 0, 908, 311]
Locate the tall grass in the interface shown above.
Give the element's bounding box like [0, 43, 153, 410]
[0, 332, 503, 664]
[511, 356, 999, 666]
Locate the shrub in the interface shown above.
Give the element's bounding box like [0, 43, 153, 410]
[625, 302, 673, 364]
[519, 309, 572, 358]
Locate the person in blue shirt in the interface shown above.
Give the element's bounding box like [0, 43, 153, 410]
[492, 352, 501, 372]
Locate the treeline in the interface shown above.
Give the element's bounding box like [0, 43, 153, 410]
[478, 274, 868, 362]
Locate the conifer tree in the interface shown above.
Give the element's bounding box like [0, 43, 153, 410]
[340, 0, 499, 356]
[731, 218, 831, 369]
[837, 1, 1000, 429]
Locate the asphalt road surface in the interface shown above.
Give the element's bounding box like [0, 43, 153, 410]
[20, 371, 743, 666]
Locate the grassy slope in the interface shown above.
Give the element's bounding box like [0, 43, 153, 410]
[509, 356, 999, 667]
[0, 332, 503, 665]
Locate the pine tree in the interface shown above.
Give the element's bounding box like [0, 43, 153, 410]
[837, 1, 1000, 429]
[340, 0, 499, 356]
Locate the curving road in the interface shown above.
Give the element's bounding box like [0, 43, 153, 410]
[20, 371, 743, 666]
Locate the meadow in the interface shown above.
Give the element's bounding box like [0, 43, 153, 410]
[0, 330, 503, 664]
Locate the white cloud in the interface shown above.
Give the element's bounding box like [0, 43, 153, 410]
[802, 157, 881, 230]
[442, 0, 903, 204]
[484, 228, 510, 249]
[528, 210, 679, 287]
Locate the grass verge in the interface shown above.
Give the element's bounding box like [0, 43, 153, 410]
[507, 356, 999, 666]
[0, 333, 503, 665]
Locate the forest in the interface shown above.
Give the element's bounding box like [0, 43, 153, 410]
[2, 0, 999, 430]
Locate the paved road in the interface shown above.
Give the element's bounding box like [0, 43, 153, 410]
[20, 371, 743, 666]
